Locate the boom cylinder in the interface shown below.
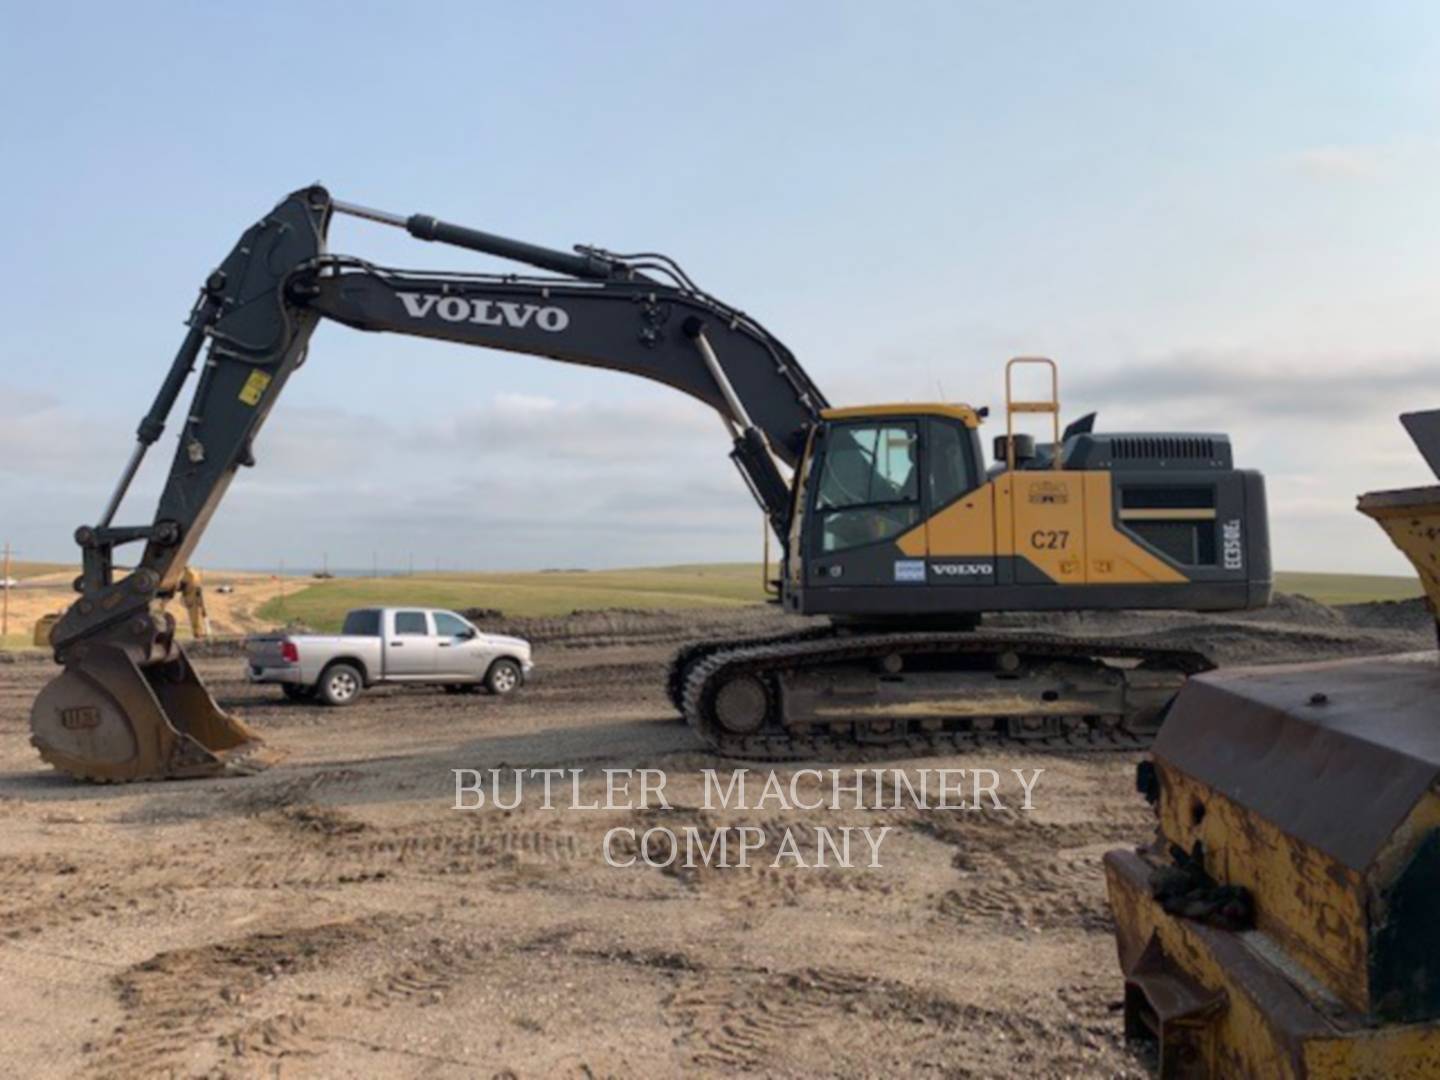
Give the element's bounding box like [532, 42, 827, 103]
[331, 198, 618, 280]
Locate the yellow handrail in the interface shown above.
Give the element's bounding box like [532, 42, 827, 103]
[1004, 356, 1062, 472]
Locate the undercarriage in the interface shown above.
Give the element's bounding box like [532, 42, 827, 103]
[669, 629, 1212, 759]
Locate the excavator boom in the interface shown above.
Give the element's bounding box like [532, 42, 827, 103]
[31, 185, 828, 781]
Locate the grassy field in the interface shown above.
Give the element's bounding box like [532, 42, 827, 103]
[1272, 571, 1422, 605]
[252, 564, 1424, 631]
[257, 564, 772, 630]
[6, 561, 70, 580]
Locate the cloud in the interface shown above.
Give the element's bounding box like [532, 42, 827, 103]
[1, 364, 1432, 576]
[0, 390, 764, 570]
[1284, 137, 1439, 184]
[1288, 145, 1388, 181]
[1067, 352, 1439, 422]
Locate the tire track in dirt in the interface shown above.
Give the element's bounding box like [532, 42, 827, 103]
[89, 918, 394, 1078]
[0, 813, 588, 942]
[356, 938, 491, 1011]
[903, 811, 1146, 933]
[664, 965, 1119, 1074]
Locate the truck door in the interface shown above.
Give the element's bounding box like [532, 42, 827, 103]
[432, 610, 488, 678]
[386, 609, 438, 676]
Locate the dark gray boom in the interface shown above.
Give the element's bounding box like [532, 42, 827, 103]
[70, 184, 826, 640]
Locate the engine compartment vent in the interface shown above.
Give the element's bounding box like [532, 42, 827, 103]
[1110, 436, 1217, 461]
[1063, 433, 1233, 471]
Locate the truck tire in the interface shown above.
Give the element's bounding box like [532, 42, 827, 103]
[485, 658, 522, 696]
[317, 663, 364, 707]
[282, 684, 314, 702]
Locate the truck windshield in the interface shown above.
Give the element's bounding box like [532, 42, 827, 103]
[341, 610, 382, 636]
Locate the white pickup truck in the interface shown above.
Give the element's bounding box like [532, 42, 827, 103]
[246, 607, 533, 706]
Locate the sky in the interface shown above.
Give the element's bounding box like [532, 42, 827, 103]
[2, 2, 1438, 574]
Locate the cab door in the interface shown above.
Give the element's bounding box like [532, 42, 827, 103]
[432, 610, 490, 679]
[916, 417, 995, 583]
[385, 609, 438, 677]
[806, 420, 924, 586]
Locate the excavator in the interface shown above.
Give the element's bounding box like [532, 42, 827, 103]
[29, 186, 1271, 781]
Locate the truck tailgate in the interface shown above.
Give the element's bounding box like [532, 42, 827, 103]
[246, 636, 289, 666]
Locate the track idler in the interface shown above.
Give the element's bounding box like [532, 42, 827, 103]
[30, 637, 270, 783]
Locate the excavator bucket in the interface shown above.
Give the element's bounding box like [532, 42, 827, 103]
[30, 641, 273, 782]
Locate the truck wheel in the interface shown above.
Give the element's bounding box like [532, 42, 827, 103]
[485, 659, 522, 696]
[282, 684, 314, 702]
[318, 663, 364, 707]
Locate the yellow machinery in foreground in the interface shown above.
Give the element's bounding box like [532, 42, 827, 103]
[177, 566, 210, 641]
[1105, 409, 1440, 1078]
[34, 612, 62, 647]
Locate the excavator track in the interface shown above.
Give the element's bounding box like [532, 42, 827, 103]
[678, 631, 1213, 760]
[665, 626, 835, 712]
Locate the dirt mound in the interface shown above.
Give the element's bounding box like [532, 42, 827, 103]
[473, 606, 798, 649]
[1335, 596, 1433, 633]
[1232, 592, 1345, 627]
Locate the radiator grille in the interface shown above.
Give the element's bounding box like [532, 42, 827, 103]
[1110, 436, 1217, 461]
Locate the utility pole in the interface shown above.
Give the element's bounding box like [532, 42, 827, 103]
[2, 541, 9, 640]
[371, 551, 378, 579]
[408, 552, 414, 577]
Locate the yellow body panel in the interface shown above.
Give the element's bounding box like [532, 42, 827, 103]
[1107, 849, 1440, 1079]
[1357, 491, 1440, 629]
[896, 470, 1188, 585]
[1081, 473, 1188, 585]
[895, 484, 994, 559]
[821, 402, 981, 428]
[1157, 767, 1369, 1014]
[1008, 472, 1086, 582]
[1303, 1028, 1440, 1079]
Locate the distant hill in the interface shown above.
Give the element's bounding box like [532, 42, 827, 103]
[252, 564, 1423, 633]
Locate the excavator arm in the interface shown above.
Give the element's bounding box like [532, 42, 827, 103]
[32, 185, 827, 781]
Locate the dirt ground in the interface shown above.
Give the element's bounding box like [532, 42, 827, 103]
[3, 570, 300, 643]
[0, 599, 1430, 1078]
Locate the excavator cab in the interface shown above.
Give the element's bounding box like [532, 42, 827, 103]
[791, 407, 985, 592]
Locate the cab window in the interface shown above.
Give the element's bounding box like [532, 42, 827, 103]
[815, 423, 921, 552]
[341, 609, 382, 636]
[432, 611, 471, 637]
[928, 419, 978, 508]
[393, 611, 430, 636]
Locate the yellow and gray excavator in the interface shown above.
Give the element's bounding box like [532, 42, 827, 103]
[30, 186, 1271, 781]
